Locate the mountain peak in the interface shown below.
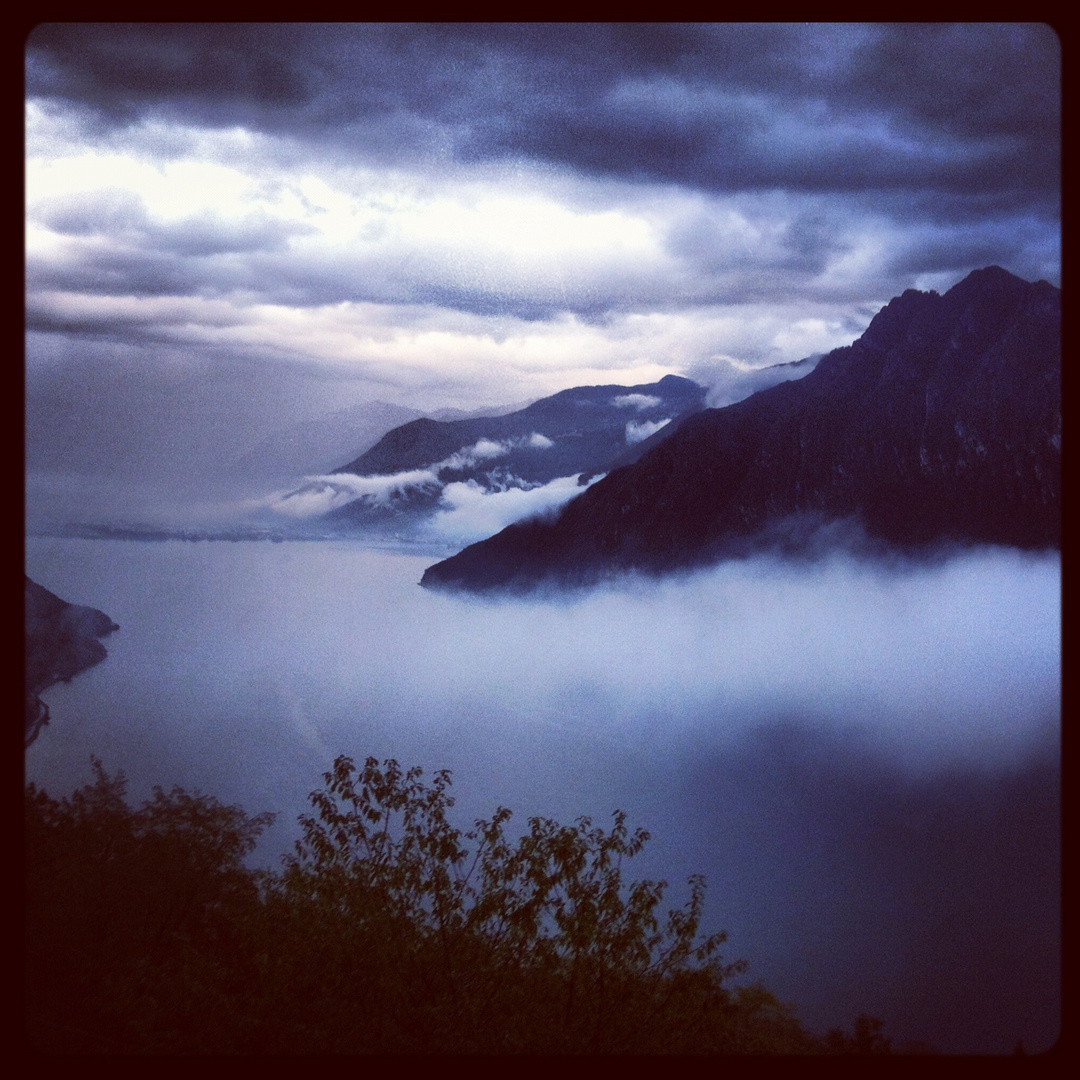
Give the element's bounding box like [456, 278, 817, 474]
[953, 264, 1019, 286]
[944, 264, 1033, 304]
[422, 269, 1059, 593]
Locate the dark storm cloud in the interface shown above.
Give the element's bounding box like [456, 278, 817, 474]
[28, 23, 1059, 210]
[26, 23, 314, 125]
[25, 23, 1060, 451]
[842, 25, 1059, 149]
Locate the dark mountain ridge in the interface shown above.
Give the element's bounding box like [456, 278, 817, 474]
[335, 374, 707, 482]
[422, 267, 1060, 592]
[319, 375, 708, 532]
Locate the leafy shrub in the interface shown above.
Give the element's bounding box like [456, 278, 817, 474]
[25, 759, 273, 1053]
[25, 753, 877, 1054]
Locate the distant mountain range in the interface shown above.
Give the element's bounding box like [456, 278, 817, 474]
[338, 374, 708, 482]
[235, 399, 539, 487]
[270, 374, 711, 538]
[422, 267, 1060, 592]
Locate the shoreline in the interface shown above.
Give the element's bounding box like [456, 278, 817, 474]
[25, 576, 119, 749]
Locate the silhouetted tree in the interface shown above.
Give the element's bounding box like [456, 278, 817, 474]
[27, 753, 872, 1054]
[825, 1013, 893, 1055]
[25, 759, 273, 1052]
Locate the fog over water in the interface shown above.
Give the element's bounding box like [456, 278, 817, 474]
[24, 538, 1059, 1054]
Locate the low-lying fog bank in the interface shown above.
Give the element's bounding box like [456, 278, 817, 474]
[25, 538, 1059, 1053]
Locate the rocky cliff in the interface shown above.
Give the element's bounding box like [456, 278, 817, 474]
[25, 577, 119, 747]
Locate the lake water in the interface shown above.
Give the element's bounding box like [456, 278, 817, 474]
[25, 536, 1060, 1053]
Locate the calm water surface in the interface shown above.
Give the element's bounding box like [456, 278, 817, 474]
[24, 536, 1060, 1053]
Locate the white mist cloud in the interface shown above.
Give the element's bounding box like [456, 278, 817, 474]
[625, 418, 671, 444]
[613, 393, 662, 410]
[443, 438, 507, 469]
[267, 468, 440, 517]
[409, 545, 1059, 771]
[427, 474, 601, 545]
[690, 353, 822, 408]
[265, 432, 558, 519]
[442, 433, 554, 470]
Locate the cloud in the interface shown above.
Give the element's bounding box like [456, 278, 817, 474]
[625, 418, 671, 444]
[414, 544, 1059, 770]
[264, 432, 558, 521]
[23, 23, 1060, 525]
[23, 27, 1062, 1035]
[443, 439, 506, 468]
[441, 433, 555, 470]
[27, 24, 1059, 243]
[266, 469, 440, 517]
[690, 353, 821, 409]
[613, 393, 662, 410]
[428, 473, 602, 545]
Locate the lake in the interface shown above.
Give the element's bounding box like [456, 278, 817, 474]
[25, 536, 1060, 1053]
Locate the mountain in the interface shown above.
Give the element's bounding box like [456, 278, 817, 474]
[25, 578, 119, 748]
[271, 375, 710, 536]
[422, 267, 1060, 592]
[427, 399, 538, 422]
[335, 374, 707, 482]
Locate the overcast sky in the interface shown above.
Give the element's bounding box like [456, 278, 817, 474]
[25, 23, 1061, 506]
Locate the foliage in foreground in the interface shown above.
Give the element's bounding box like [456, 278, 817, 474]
[26, 755, 885, 1054]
